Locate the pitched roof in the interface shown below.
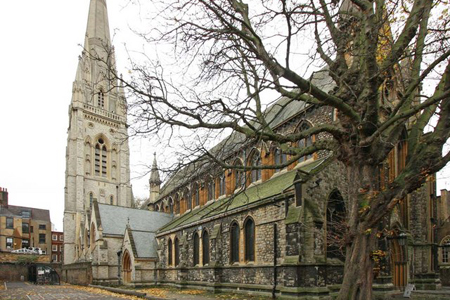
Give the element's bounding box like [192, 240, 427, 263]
[158, 158, 326, 233]
[97, 204, 173, 236]
[127, 229, 158, 258]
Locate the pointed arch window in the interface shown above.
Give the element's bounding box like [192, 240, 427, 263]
[207, 179, 215, 201]
[174, 237, 180, 267]
[230, 222, 240, 263]
[89, 192, 93, 210]
[168, 197, 174, 214]
[297, 122, 314, 162]
[97, 90, 105, 108]
[193, 232, 200, 266]
[95, 138, 107, 177]
[244, 218, 255, 262]
[192, 183, 200, 207]
[234, 160, 245, 189]
[202, 230, 210, 265]
[168, 239, 173, 266]
[184, 188, 191, 211]
[175, 194, 180, 214]
[274, 148, 287, 172]
[249, 151, 262, 183]
[219, 174, 226, 196]
[326, 190, 346, 261]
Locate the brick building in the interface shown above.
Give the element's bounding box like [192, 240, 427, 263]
[0, 187, 52, 256]
[51, 231, 64, 263]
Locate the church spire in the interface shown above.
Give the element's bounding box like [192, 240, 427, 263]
[149, 153, 162, 206]
[85, 0, 111, 47]
[150, 153, 162, 186]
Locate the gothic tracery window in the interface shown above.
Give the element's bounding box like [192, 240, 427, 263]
[249, 150, 262, 183]
[274, 148, 287, 172]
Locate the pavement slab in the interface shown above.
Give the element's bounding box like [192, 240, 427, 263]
[0, 282, 139, 300]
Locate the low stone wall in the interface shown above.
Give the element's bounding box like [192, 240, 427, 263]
[62, 262, 93, 285]
[0, 262, 62, 282]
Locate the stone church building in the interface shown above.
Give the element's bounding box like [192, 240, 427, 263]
[63, 0, 449, 297]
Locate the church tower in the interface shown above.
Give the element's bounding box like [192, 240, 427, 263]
[63, 0, 132, 265]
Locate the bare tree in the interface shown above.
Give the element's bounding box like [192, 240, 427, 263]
[99, 0, 450, 299]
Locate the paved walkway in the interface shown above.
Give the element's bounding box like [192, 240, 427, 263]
[0, 282, 136, 300]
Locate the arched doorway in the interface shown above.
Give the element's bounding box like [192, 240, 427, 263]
[390, 232, 407, 288]
[326, 189, 346, 261]
[122, 250, 132, 284]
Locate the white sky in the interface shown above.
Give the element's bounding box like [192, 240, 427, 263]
[0, 0, 448, 231]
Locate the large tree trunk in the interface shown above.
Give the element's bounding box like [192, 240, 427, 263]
[336, 162, 378, 300]
[337, 230, 376, 300]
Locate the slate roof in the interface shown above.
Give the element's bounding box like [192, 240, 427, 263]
[97, 204, 173, 236]
[156, 68, 335, 200]
[127, 229, 158, 258]
[158, 158, 326, 233]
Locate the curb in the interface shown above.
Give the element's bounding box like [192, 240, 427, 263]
[89, 285, 175, 300]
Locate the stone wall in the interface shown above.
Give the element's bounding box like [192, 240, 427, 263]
[0, 262, 62, 282]
[62, 262, 93, 285]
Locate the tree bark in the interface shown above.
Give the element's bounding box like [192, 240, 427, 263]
[337, 230, 376, 300]
[336, 162, 379, 300]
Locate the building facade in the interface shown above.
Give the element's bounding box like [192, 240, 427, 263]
[147, 82, 440, 297]
[0, 187, 52, 256]
[51, 231, 64, 263]
[63, 0, 133, 265]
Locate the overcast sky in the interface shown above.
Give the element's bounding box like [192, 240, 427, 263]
[0, 0, 448, 231]
[0, 0, 153, 231]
